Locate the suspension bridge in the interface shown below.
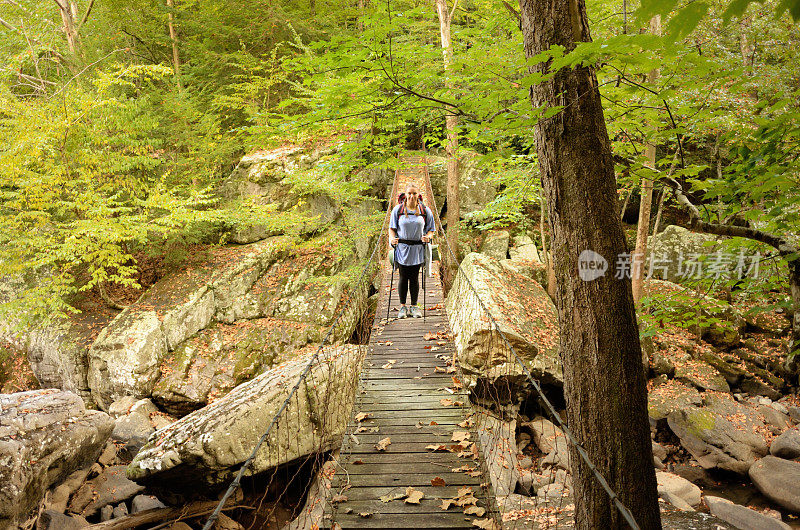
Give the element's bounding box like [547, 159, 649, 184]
[203, 152, 641, 530]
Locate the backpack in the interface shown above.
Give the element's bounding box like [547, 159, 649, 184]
[397, 192, 428, 218]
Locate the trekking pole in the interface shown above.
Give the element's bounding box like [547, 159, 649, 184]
[423, 242, 427, 323]
[386, 245, 395, 322]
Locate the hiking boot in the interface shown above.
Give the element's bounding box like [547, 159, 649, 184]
[410, 305, 422, 318]
[397, 305, 408, 319]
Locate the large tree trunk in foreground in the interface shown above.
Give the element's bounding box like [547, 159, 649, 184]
[518, 0, 661, 528]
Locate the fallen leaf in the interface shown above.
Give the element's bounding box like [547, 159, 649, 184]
[431, 476, 447, 487]
[472, 518, 500, 529]
[464, 506, 486, 517]
[331, 494, 348, 503]
[352, 460, 364, 465]
[424, 332, 437, 340]
[440, 398, 454, 407]
[405, 486, 424, 504]
[358, 512, 372, 518]
[452, 431, 470, 442]
[355, 412, 372, 422]
[434, 366, 447, 373]
[441, 498, 455, 510]
[451, 375, 462, 387]
[375, 437, 391, 451]
[426, 444, 447, 451]
[457, 494, 478, 507]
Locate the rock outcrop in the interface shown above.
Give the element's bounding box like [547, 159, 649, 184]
[705, 495, 790, 530]
[0, 389, 113, 528]
[666, 392, 769, 474]
[749, 456, 800, 513]
[427, 152, 496, 215]
[445, 253, 561, 388]
[647, 225, 722, 282]
[127, 345, 363, 490]
[89, 237, 367, 411]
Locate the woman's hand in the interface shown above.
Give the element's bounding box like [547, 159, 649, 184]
[421, 234, 431, 243]
[390, 236, 399, 246]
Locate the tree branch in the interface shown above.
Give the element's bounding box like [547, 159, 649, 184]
[666, 176, 797, 257]
[0, 15, 16, 31]
[77, 0, 95, 31]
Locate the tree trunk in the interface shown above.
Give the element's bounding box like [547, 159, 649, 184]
[541, 197, 556, 298]
[53, 0, 79, 55]
[358, 0, 365, 31]
[166, 0, 183, 90]
[436, 0, 460, 259]
[631, 15, 661, 304]
[651, 186, 665, 236]
[518, 0, 661, 528]
[618, 186, 632, 221]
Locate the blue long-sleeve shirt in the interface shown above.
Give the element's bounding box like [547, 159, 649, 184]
[390, 203, 435, 266]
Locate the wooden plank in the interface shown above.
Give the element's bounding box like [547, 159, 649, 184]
[324, 511, 477, 528]
[334, 473, 481, 488]
[328, 499, 487, 515]
[338, 462, 481, 476]
[344, 442, 478, 455]
[337, 452, 477, 465]
[330, 485, 488, 501]
[343, 433, 465, 444]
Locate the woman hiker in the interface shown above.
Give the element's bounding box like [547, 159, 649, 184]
[389, 183, 435, 319]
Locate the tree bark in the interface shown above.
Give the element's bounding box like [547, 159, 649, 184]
[53, 0, 79, 55]
[518, 0, 661, 528]
[618, 186, 630, 221]
[166, 0, 183, 90]
[631, 15, 661, 304]
[436, 0, 460, 259]
[541, 197, 556, 298]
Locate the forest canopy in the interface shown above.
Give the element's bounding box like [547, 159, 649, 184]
[0, 0, 798, 359]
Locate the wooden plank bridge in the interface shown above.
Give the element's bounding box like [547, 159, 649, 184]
[323, 155, 493, 529]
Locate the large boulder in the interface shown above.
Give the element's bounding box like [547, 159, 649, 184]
[88, 238, 287, 409]
[88, 237, 367, 411]
[218, 145, 344, 242]
[68, 465, 144, 517]
[770, 426, 800, 459]
[655, 471, 701, 507]
[152, 319, 323, 415]
[648, 380, 703, 421]
[427, 152, 496, 215]
[445, 253, 561, 388]
[480, 230, 510, 260]
[127, 345, 363, 490]
[705, 495, 790, 530]
[0, 274, 116, 400]
[508, 235, 542, 264]
[749, 456, 800, 513]
[648, 225, 722, 282]
[0, 390, 113, 528]
[667, 392, 769, 474]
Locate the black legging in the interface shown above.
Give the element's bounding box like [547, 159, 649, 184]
[398, 263, 421, 305]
